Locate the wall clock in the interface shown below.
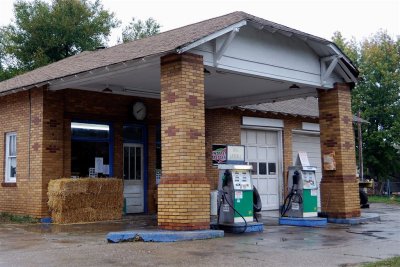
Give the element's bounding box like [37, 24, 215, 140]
[133, 102, 147, 120]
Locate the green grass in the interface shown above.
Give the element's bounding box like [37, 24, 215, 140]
[0, 212, 39, 224]
[368, 195, 400, 205]
[362, 256, 400, 267]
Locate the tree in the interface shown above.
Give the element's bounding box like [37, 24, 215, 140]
[331, 31, 358, 63]
[0, 0, 119, 74]
[121, 17, 160, 43]
[332, 31, 400, 179]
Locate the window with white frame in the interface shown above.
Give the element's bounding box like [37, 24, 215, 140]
[5, 132, 17, 183]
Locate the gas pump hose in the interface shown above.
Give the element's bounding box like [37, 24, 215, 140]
[280, 188, 303, 217]
[218, 191, 248, 233]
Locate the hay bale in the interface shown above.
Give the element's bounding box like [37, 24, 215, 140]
[48, 178, 123, 224]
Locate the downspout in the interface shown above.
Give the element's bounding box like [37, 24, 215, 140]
[28, 89, 32, 179]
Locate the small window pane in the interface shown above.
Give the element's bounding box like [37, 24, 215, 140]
[123, 126, 143, 142]
[156, 143, 161, 170]
[71, 122, 109, 139]
[123, 147, 129, 180]
[250, 162, 257, 175]
[9, 135, 16, 156]
[130, 147, 136, 180]
[136, 147, 142, 180]
[9, 158, 16, 178]
[259, 163, 267, 175]
[268, 163, 276, 175]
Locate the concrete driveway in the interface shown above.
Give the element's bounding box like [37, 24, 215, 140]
[0, 203, 399, 267]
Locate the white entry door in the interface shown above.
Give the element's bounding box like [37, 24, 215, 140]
[123, 143, 144, 213]
[241, 129, 280, 210]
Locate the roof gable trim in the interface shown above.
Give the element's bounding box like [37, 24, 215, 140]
[176, 20, 247, 54]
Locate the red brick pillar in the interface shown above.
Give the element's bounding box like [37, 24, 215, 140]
[158, 53, 210, 230]
[318, 83, 360, 218]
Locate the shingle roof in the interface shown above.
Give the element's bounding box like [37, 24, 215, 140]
[242, 97, 319, 118]
[0, 11, 343, 94]
[241, 97, 369, 123]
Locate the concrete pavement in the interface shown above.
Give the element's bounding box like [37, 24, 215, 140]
[0, 203, 399, 267]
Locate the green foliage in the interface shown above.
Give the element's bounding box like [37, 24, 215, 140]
[331, 31, 358, 63]
[0, 212, 39, 223]
[332, 31, 400, 180]
[0, 0, 119, 74]
[368, 195, 400, 205]
[122, 17, 160, 43]
[362, 256, 400, 267]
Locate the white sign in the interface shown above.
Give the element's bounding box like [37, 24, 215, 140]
[155, 169, 162, 185]
[292, 203, 300, 210]
[235, 191, 243, 200]
[95, 157, 103, 173]
[103, 165, 109, 175]
[223, 204, 230, 212]
[298, 151, 310, 167]
[227, 145, 245, 163]
[311, 189, 318, 196]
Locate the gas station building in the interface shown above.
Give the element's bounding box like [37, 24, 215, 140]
[0, 12, 360, 229]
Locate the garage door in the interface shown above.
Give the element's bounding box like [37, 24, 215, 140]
[241, 129, 280, 210]
[292, 133, 322, 207]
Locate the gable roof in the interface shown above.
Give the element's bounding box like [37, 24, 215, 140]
[0, 11, 358, 95]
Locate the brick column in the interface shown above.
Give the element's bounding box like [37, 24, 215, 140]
[158, 53, 210, 230]
[42, 90, 64, 216]
[318, 83, 360, 218]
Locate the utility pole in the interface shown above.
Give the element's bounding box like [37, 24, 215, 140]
[358, 110, 364, 181]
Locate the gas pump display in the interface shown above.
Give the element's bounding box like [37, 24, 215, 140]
[281, 166, 318, 218]
[218, 165, 254, 224]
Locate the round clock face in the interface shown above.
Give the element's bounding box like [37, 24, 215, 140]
[133, 102, 147, 120]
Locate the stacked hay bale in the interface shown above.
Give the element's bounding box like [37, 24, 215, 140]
[48, 178, 123, 224]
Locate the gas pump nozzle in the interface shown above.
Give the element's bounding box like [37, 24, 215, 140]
[292, 171, 300, 186]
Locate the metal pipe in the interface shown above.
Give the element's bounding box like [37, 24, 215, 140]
[358, 110, 364, 181]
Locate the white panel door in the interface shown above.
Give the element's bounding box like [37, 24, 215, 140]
[123, 143, 144, 213]
[241, 129, 280, 210]
[292, 133, 322, 207]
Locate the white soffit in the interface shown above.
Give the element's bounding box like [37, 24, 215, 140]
[243, 116, 284, 128]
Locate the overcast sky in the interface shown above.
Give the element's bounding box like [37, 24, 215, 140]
[0, 0, 399, 46]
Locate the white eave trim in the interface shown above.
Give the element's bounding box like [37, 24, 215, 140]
[176, 20, 247, 54]
[0, 81, 49, 97]
[327, 44, 358, 83]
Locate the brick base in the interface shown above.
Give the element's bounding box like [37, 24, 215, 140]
[157, 178, 210, 230]
[320, 179, 360, 219]
[158, 222, 210, 231]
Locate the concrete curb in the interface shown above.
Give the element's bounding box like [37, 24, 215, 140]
[211, 222, 264, 233]
[327, 213, 381, 225]
[279, 217, 328, 227]
[106, 230, 224, 243]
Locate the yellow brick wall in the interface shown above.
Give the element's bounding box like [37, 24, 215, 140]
[0, 88, 44, 217]
[318, 83, 360, 218]
[0, 87, 162, 217]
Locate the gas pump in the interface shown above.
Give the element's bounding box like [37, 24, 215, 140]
[212, 145, 263, 233]
[217, 164, 254, 225]
[281, 166, 318, 217]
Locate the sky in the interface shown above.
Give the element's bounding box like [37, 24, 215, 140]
[0, 0, 399, 46]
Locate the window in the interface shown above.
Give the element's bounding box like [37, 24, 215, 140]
[5, 132, 17, 183]
[71, 122, 112, 178]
